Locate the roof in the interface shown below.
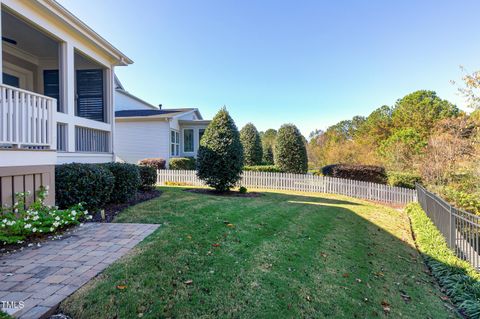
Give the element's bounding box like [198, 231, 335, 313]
[33, 0, 133, 65]
[115, 109, 196, 119]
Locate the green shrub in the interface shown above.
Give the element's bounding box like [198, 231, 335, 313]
[240, 123, 263, 165]
[102, 162, 141, 203]
[138, 165, 157, 190]
[322, 164, 387, 184]
[406, 203, 480, 317]
[239, 186, 247, 194]
[440, 187, 480, 215]
[1, 187, 90, 244]
[274, 124, 308, 174]
[56, 163, 114, 210]
[169, 157, 196, 170]
[244, 165, 283, 173]
[138, 158, 166, 170]
[197, 107, 243, 192]
[387, 171, 422, 189]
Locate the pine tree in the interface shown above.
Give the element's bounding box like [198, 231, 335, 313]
[274, 124, 308, 173]
[240, 123, 263, 166]
[197, 107, 243, 192]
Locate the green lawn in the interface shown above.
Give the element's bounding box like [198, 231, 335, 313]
[60, 187, 456, 318]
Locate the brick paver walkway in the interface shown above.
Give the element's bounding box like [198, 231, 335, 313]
[0, 223, 159, 319]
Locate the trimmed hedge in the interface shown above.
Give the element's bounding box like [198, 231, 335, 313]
[139, 165, 157, 190]
[322, 164, 387, 184]
[169, 157, 196, 170]
[138, 158, 166, 170]
[406, 203, 480, 318]
[243, 165, 283, 173]
[387, 171, 422, 189]
[55, 163, 114, 210]
[102, 163, 141, 203]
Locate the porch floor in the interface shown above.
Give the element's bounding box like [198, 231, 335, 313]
[0, 223, 159, 319]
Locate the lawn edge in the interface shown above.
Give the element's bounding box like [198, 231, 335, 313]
[406, 202, 480, 318]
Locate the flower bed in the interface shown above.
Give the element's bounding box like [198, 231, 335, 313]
[0, 187, 91, 245]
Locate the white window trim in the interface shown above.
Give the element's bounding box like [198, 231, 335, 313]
[170, 129, 180, 156]
[182, 128, 195, 154]
[3, 61, 34, 91]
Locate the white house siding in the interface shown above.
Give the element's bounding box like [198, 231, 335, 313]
[114, 120, 170, 164]
[115, 90, 157, 111]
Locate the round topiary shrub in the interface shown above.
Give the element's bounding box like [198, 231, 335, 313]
[169, 157, 196, 170]
[240, 123, 263, 166]
[197, 107, 243, 192]
[138, 165, 157, 190]
[55, 163, 114, 210]
[138, 158, 166, 170]
[102, 162, 141, 203]
[274, 124, 308, 174]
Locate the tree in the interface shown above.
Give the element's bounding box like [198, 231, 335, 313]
[454, 67, 480, 110]
[240, 123, 263, 165]
[391, 90, 459, 137]
[378, 128, 427, 171]
[356, 105, 393, 146]
[261, 129, 277, 165]
[197, 107, 243, 192]
[274, 124, 308, 173]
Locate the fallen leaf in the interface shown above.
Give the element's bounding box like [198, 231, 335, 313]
[320, 252, 327, 258]
[227, 223, 234, 228]
[306, 295, 311, 302]
[184, 280, 193, 285]
[187, 235, 192, 240]
[212, 243, 220, 247]
[440, 296, 449, 301]
[116, 285, 127, 290]
[356, 278, 362, 283]
[381, 300, 390, 314]
[342, 273, 349, 278]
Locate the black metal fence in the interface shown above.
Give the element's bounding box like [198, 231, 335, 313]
[417, 184, 480, 269]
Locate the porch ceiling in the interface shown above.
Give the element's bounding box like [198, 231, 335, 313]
[2, 10, 58, 58]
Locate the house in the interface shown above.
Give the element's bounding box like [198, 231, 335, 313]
[113, 79, 210, 165]
[0, 0, 132, 207]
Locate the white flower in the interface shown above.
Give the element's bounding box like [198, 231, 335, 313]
[50, 227, 54, 232]
[71, 211, 77, 216]
[32, 228, 37, 232]
[53, 221, 60, 227]
[2, 219, 7, 223]
[24, 223, 32, 229]
[32, 215, 39, 221]
[55, 216, 60, 221]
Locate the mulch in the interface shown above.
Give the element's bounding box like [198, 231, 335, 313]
[184, 188, 263, 198]
[90, 189, 162, 222]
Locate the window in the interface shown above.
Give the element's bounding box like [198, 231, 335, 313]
[199, 129, 205, 143]
[171, 130, 179, 156]
[183, 129, 194, 152]
[76, 69, 105, 122]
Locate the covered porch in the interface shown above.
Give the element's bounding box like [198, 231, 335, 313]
[0, 6, 114, 156]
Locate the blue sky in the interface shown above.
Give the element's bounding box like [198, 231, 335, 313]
[59, 0, 480, 136]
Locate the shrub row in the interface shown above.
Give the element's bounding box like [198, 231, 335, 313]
[243, 165, 284, 173]
[138, 158, 166, 170]
[387, 171, 422, 189]
[169, 157, 196, 170]
[321, 164, 387, 184]
[406, 203, 480, 318]
[56, 162, 157, 210]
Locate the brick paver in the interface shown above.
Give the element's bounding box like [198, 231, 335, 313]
[0, 223, 159, 319]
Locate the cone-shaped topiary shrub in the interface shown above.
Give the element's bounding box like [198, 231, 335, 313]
[274, 124, 308, 174]
[240, 123, 263, 166]
[197, 107, 243, 192]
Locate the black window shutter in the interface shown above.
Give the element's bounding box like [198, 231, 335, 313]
[43, 70, 60, 111]
[76, 69, 104, 122]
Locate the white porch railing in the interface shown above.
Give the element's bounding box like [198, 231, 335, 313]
[0, 84, 56, 149]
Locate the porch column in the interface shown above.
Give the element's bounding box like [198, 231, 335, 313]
[106, 66, 115, 155]
[60, 41, 75, 152]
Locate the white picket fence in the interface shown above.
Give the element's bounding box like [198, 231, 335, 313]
[157, 170, 417, 205]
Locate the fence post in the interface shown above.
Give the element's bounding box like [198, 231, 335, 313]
[449, 205, 455, 250]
